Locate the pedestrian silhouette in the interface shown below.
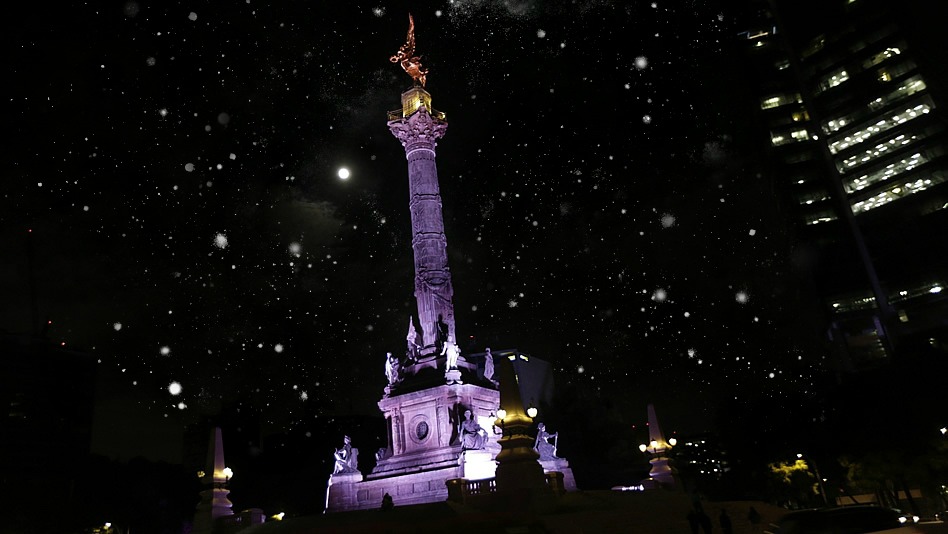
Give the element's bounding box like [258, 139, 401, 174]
[697, 509, 713, 534]
[687, 509, 700, 534]
[748, 506, 762, 533]
[381, 492, 394, 511]
[719, 509, 733, 534]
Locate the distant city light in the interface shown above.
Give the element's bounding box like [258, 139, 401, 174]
[930, 285, 943, 294]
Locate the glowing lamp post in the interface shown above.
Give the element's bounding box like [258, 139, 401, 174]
[638, 404, 677, 488]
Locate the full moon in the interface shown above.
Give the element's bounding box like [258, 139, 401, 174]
[337, 167, 350, 180]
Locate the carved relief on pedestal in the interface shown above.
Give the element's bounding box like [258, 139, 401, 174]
[392, 407, 405, 456]
[435, 400, 447, 447]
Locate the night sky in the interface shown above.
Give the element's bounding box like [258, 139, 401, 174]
[5, 0, 829, 464]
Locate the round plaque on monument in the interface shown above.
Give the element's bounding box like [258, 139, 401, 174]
[416, 421, 429, 440]
[408, 414, 431, 444]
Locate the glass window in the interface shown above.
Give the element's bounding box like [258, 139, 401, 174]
[761, 93, 802, 110]
[861, 46, 902, 69]
[827, 100, 933, 154]
[818, 69, 850, 92]
[772, 128, 810, 146]
[802, 36, 826, 58]
[823, 75, 927, 134]
[804, 210, 837, 225]
[844, 152, 928, 193]
[851, 169, 947, 213]
[837, 133, 921, 174]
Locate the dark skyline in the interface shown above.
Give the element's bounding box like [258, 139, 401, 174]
[4, 0, 942, 478]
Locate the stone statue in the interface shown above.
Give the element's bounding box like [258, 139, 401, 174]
[435, 314, 449, 351]
[534, 423, 559, 461]
[384, 352, 400, 385]
[390, 13, 428, 86]
[406, 317, 420, 363]
[483, 347, 495, 383]
[333, 435, 359, 474]
[459, 409, 488, 450]
[441, 336, 460, 369]
[375, 447, 388, 463]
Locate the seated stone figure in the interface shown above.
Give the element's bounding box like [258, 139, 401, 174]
[333, 435, 359, 474]
[534, 423, 559, 461]
[459, 410, 488, 450]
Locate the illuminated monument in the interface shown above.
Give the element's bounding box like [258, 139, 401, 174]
[324, 15, 574, 512]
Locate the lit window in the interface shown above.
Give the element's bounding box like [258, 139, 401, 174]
[861, 46, 902, 70]
[792, 110, 809, 122]
[818, 69, 849, 92]
[761, 93, 801, 110]
[804, 209, 837, 225]
[822, 76, 926, 134]
[850, 170, 948, 213]
[827, 102, 932, 155]
[843, 152, 927, 193]
[879, 70, 892, 82]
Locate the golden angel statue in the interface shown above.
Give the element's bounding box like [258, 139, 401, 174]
[390, 13, 428, 86]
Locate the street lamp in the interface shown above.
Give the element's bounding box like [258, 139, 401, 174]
[527, 405, 538, 419]
[638, 434, 676, 488]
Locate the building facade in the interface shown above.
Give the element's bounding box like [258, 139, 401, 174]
[735, 0, 948, 369]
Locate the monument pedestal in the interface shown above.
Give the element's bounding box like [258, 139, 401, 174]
[540, 458, 578, 492]
[444, 369, 463, 385]
[325, 471, 364, 511]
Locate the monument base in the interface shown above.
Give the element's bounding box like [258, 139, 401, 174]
[444, 369, 463, 384]
[540, 458, 578, 492]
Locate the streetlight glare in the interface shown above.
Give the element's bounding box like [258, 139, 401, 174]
[337, 167, 350, 180]
[496, 408, 507, 420]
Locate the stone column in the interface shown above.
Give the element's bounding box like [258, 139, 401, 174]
[388, 87, 455, 355]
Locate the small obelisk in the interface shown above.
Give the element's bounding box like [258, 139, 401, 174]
[192, 427, 234, 534]
[388, 14, 455, 356]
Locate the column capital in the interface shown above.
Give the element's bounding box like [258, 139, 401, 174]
[388, 106, 448, 154]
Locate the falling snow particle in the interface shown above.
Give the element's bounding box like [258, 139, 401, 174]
[736, 291, 749, 304]
[660, 214, 675, 228]
[537, 29, 546, 38]
[113, 322, 122, 331]
[635, 56, 648, 70]
[508, 299, 518, 308]
[188, 12, 198, 21]
[749, 229, 757, 236]
[642, 115, 652, 124]
[652, 288, 667, 302]
[168, 382, 182, 395]
[185, 163, 195, 172]
[160, 346, 171, 356]
[288, 242, 301, 256]
[372, 6, 385, 17]
[274, 344, 284, 353]
[214, 233, 228, 249]
[577, 365, 585, 374]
